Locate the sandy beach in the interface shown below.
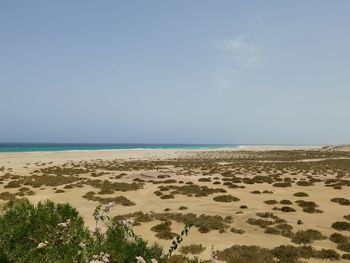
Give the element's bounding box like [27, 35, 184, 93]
[1, 146, 350, 262]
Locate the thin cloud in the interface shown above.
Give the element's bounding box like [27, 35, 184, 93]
[215, 35, 257, 53]
[213, 69, 235, 91]
[213, 35, 261, 91]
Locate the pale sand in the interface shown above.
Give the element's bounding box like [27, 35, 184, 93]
[0, 146, 349, 262]
[327, 145, 350, 152]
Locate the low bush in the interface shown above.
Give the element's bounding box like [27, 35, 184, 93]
[82, 191, 135, 206]
[218, 245, 275, 263]
[4, 180, 21, 188]
[264, 227, 280, 235]
[213, 195, 240, 202]
[331, 197, 350, 206]
[230, 227, 245, 234]
[291, 229, 326, 244]
[151, 221, 176, 240]
[256, 212, 275, 219]
[332, 221, 350, 231]
[337, 242, 350, 252]
[295, 200, 322, 213]
[158, 184, 226, 198]
[313, 248, 340, 260]
[198, 178, 211, 182]
[293, 192, 308, 197]
[280, 206, 296, 212]
[160, 194, 175, 199]
[264, 199, 278, 205]
[272, 182, 292, 187]
[247, 218, 274, 229]
[179, 244, 205, 255]
[262, 190, 273, 194]
[113, 211, 231, 234]
[250, 190, 261, 194]
[0, 192, 17, 201]
[296, 180, 313, 186]
[217, 241, 339, 263]
[329, 232, 348, 244]
[280, 199, 293, 205]
[271, 245, 313, 261]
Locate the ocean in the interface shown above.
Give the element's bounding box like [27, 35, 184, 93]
[0, 143, 239, 153]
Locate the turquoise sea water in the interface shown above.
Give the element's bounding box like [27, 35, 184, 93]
[0, 143, 239, 153]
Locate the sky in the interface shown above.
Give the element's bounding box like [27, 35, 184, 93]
[1, 1, 350, 145]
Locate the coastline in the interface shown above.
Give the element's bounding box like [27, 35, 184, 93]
[0, 143, 324, 154]
[0, 145, 324, 165]
[0, 144, 322, 154]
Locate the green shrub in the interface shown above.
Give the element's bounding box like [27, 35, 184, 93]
[256, 212, 276, 219]
[271, 245, 313, 261]
[337, 243, 350, 252]
[331, 197, 350, 206]
[295, 200, 322, 213]
[296, 180, 313, 186]
[272, 182, 292, 187]
[230, 227, 245, 234]
[276, 223, 293, 231]
[280, 206, 296, 212]
[247, 218, 274, 229]
[160, 194, 175, 199]
[264, 199, 278, 205]
[218, 245, 275, 263]
[0, 199, 89, 262]
[291, 229, 326, 244]
[168, 254, 187, 263]
[151, 221, 176, 240]
[0, 199, 168, 263]
[158, 184, 226, 198]
[198, 178, 211, 182]
[104, 221, 165, 262]
[179, 244, 205, 255]
[113, 211, 231, 234]
[82, 191, 135, 206]
[264, 227, 280, 235]
[0, 192, 17, 201]
[280, 199, 293, 205]
[293, 192, 308, 197]
[4, 180, 21, 188]
[332, 221, 350, 231]
[329, 232, 348, 244]
[250, 190, 261, 194]
[312, 248, 340, 260]
[213, 195, 240, 202]
[262, 190, 273, 194]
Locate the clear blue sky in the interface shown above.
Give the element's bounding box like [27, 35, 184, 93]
[1, 1, 349, 144]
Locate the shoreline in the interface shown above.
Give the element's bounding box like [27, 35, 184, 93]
[0, 144, 323, 155]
